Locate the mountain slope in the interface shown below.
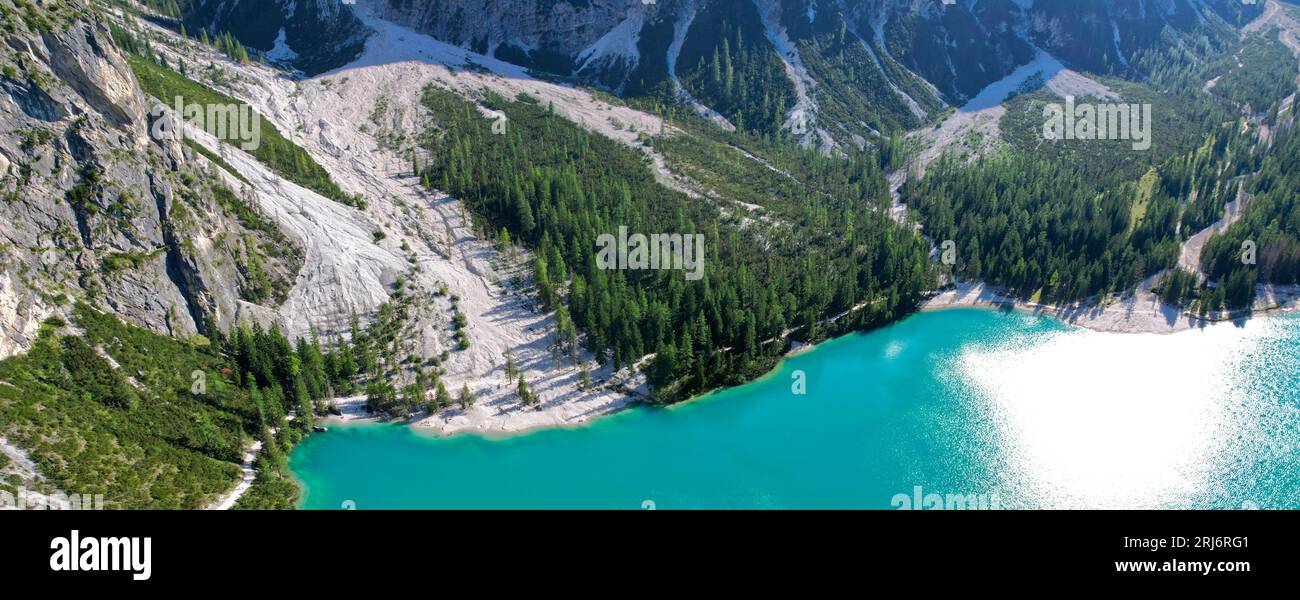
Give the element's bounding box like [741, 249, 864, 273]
[174, 0, 369, 75]
[0, 0, 307, 358]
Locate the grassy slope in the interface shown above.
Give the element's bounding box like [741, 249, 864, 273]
[128, 54, 361, 208]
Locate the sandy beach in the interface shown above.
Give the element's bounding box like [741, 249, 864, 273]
[326, 376, 639, 436]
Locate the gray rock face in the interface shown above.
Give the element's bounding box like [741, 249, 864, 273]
[373, 0, 1255, 86]
[362, 0, 1257, 141]
[0, 0, 302, 357]
[0, 0, 1264, 359]
[175, 0, 1259, 148]
[42, 21, 147, 133]
[181, 0, 369, 75]
[379, 0, 652, 60]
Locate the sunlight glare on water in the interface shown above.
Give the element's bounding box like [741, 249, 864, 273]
[958, 317, 1300, 509]
[291, 309, 1300, 509]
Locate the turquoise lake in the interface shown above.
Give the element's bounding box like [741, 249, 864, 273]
[289, 308, 1300, 509]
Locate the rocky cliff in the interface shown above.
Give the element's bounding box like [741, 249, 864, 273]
[0, 0, 1272, 358]
[177, 0, 1264, 146]
[0, 0, 301, 357]
[181, 0, 369, 75]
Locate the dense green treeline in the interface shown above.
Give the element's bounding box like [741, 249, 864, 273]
[907, 153, 1182, 303]
[913, 102, 1294, 311]
[919, 20, 1297, 310]
[1201, 126, 1300, 307]
[989, 27, 1292, 247]
[1156, 122, 1260, 235]
[227, 286, 445, 426]
[650, 120, 895, 225]
[999, 82, 1238, 186]
[0, 304, 333, 509]
[415, 87, 935, 399]
[675, 1, 796, 139]
[218, 318, 346, 509]
[797, 24, 926, 140]
[1200, 34, 1298, 116]
[1136, 31, 1297, 122]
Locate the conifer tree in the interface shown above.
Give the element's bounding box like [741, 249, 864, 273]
[436, 381, 452, 411]
[517, 375, 533, 406]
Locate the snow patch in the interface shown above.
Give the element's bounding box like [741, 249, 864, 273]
[266, 27, 299, 63]
[575, 8, 644, 78]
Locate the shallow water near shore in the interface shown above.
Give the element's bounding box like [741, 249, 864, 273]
[289, 308, 1300, 509]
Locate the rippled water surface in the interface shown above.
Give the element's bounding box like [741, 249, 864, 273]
[291, 308, 1300, 509]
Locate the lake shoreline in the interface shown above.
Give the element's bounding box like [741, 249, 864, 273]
[326, 288, 1300, 439]
[921, 281, 1300, 335]
[325, 389, 641, 438]
[294, 308, 1300, 509]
